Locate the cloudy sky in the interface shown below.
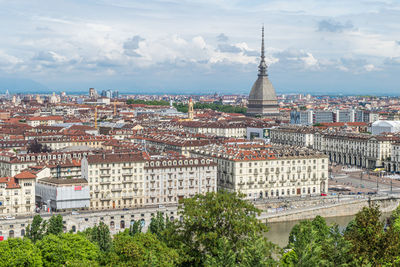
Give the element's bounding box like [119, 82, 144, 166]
[0, 0, 400, 95]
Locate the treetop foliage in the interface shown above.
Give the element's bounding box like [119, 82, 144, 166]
[5, 192, 400, 266]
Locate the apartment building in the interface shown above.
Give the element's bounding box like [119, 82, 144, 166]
[192, 143, 328, 199]
[26, 116, 64, 127]
[0, 151, 90, 177]
[179, 121, 247, 138]
[144, 157, 217, 206]
[270, 126, 315, 148]
[34, 136, 112, 150]
[82, 152, 218, 210]
[271, 126, 398, 169]
[386, 142, 400, 173]
[0, 171, 36, 217]
[82, 153, 148, 210]
[314, 132, 397, 169]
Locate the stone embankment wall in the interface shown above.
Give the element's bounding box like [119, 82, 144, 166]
[259, 196, 400, 223]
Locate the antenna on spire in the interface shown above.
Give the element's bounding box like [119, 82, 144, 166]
[261, 24, 265, 61]
[258, 25, 268, 76]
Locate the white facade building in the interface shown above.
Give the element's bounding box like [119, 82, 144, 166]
[192, 143, 328, 199]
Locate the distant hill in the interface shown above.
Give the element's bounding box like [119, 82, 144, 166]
[0, 76, 48, 93]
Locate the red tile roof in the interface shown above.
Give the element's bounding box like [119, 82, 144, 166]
[14, 171, 36, 179]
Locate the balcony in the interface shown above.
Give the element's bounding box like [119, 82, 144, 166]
[100, 173, 110, 177]
[100, 181, 111, 185]
[111, 188, 122, 192]
[258, 181, 265, 184]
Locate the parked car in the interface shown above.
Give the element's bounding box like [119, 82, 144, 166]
[71, 211, 79, 215]
[5, 216, 15, 220]
[321, 193, 327, 196]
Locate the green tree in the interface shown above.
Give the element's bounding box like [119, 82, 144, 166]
[36, 233, 100, 267]
[26, 215, 47, 243]
[129, 220, 143, 236]
[173, 102, 247, 114]
[126, 99, 169, 106]
[283, 216, 352, 266]
[204, 237, 237, 267]
[164, 190, 277, 266]
[344, 203, 385, 265]
[110, 232, 180, 267]
[320, 224, 353, 266]
[0, 238, 43, 266]
[82, 221, 112, 252]
[46, 215, 64, 236]
[149, 211, 168, 239]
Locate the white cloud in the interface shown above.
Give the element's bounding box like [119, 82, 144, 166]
[1, 0, 400, 92]
[364, 64, 379, 72]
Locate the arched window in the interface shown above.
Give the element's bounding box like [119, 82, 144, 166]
[9, 230, 14, 238]
[72, 225, 76, 232]
[110, 221, 115, 228]
[21, 229, 25, 236]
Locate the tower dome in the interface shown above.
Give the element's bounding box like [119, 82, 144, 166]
[247, 26, 279, 117]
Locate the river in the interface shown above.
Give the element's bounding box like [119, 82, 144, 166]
[266, 213, 391, 248]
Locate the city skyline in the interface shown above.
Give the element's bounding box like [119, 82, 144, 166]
[0, 0, 400, 94]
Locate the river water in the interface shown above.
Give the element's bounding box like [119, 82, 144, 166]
[266, 213, 391, 248]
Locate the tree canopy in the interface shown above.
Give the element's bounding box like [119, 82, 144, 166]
[8, 193, 400, 266]
[36, 233, 100, 267]
[174, 102, 247, 114]
[0, 238, 43, 267]
[163, 190, 277, 266]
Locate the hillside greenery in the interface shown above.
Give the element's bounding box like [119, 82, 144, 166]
[174, 102, 247, 114]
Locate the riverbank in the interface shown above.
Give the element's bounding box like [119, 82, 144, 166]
[266, 212, 392, 248]
[257, 195, 400, 223]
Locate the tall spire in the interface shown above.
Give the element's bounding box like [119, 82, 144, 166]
[258, 25, 268, 76]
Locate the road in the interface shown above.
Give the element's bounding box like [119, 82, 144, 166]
[331, 169, 400, 195]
